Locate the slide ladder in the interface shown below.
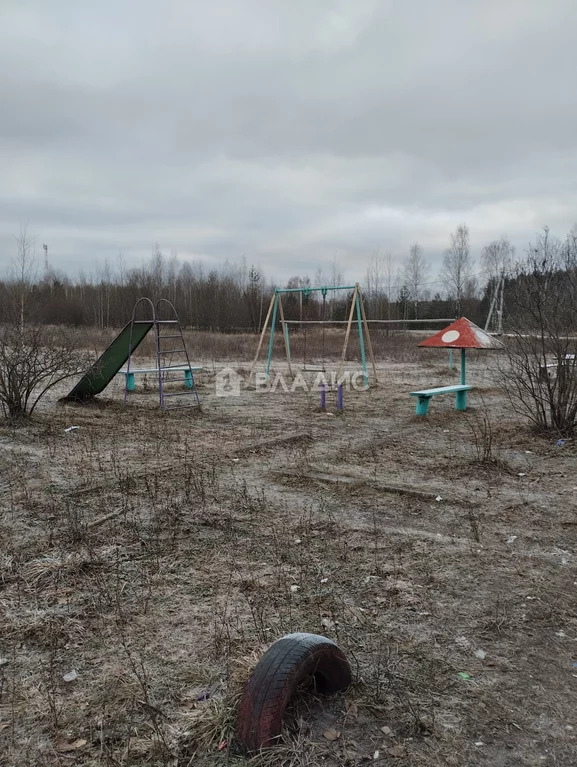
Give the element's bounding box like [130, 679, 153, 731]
[124, 298, 200, 410]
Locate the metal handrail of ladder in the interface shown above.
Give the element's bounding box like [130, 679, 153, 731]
[124, 297, 157, 408]
[155, 299, 200, 410]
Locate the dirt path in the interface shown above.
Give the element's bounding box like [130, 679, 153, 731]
[1, 357, 576, 765]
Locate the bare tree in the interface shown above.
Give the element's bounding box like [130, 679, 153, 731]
[482, 237, 513, 280]
[245, 265, 263, 332]
[404, 243, 428, 318]
[96, 259, 113, 328]
[482, 237, 513, 332]
[365, 251, 383, 317]
[502, 227, 577, 435]
[11, 223, 37, 329]
[329, 256, 343, 288]
[310, 258, 344, 318]
[442, 224, 472, 315]
[384, 253, 396, 319]
[366, 251, 398, 319]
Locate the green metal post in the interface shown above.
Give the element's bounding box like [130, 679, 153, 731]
[265, 293, 279, 380]
[355, 293, 368, 387]
[284, 319, 291, 369]
[455, 347, 468, 410]
[416, 395, 430, 416]
[449, 348, 453, 370]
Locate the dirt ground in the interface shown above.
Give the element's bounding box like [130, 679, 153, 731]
[1, 351, 576, 766]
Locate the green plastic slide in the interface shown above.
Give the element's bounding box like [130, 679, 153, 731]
[66, 322, 153, 400]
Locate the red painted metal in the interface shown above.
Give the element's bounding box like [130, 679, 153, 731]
[418, 317, 504, 350]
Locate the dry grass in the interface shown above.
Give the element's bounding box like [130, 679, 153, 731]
[0, 356, 576, 765]
[76, 326, 449, 365]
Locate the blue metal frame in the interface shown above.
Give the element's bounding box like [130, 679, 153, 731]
[275, 286, 356, 294]
[265, 294, 279, 379]
[355, 291, 368, 387]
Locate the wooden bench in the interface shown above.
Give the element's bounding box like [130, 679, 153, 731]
[120, 366, 203, 391]
[410, 384, 473, 416]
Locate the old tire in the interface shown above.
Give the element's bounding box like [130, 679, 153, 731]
[236, 632, 351, 753]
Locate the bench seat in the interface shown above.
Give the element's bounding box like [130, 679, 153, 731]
[120, 365, 203, 391]
[410, 384, 472, 415]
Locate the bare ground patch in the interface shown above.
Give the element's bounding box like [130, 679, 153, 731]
[1, 359, 576, 766]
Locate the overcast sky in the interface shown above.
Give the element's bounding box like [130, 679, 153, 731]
[1, 0, 577, 286]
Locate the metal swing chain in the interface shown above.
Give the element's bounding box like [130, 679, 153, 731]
[302, 287, 311, 366]
[321, 287, 328, 367]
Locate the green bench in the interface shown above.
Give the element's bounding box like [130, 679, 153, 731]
[120, 366, 203, 391]
[410, 384, 472, 415]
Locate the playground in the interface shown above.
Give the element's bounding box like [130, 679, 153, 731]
[1, 328, 576, 766]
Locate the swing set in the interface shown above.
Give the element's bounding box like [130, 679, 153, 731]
[249, 283, 377, 386]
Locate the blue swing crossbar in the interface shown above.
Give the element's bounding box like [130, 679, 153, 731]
[275, 286, 356, 294]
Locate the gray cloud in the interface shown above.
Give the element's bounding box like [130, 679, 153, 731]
[1, 0, 577, 284]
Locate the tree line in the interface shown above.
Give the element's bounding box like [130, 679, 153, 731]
[1, 223, 575, 332]
[2, 224, 577, 432]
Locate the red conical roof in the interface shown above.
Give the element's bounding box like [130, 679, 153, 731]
[419, 317, 504, 349]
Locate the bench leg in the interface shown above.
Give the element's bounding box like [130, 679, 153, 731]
[184, 369, 193, 389]
[455, 389, 467, 411]
[415, 395, 431, 416]
[125, 372, 135, 392]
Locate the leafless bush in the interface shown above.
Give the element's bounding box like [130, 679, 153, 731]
[502, 228, 577, 436]
[0, 323, 90, 422]
[466, 397, 500, 465]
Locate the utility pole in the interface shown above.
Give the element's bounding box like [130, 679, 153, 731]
[484, 287, 497, 332]
[496, 269, 505, 335]
[484, 269, 505, 334]
[43, 243, 53, 296]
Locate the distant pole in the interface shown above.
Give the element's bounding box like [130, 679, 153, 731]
[43, 244, 48, 277]
[497, 270, 505, 335]
[484, 290, 497, 332]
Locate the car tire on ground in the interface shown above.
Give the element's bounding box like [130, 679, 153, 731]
[236, 632, 352, 753]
